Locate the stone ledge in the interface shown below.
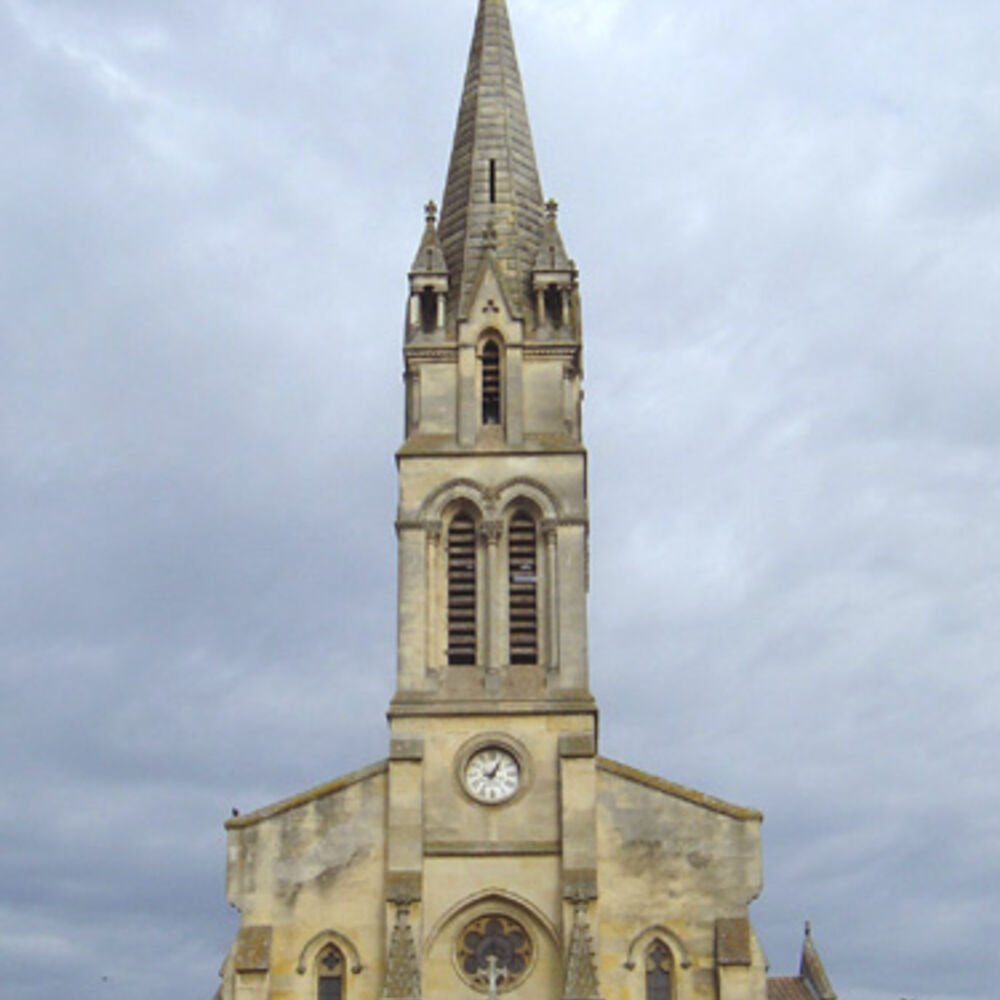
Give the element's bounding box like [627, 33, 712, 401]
[559, 732, 596, 758]
[425, 840, 560, 857]
[390, 737, 425, 761]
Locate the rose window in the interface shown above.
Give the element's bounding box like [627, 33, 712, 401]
[456, 915, 534, 992]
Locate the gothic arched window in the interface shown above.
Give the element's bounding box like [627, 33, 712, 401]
[448, 513, 478, 665]
[318, 945, 345, 1000]
[481, 340, 502, 425]
[645, 941, 673, 1000]
[508, 512, 538, 664]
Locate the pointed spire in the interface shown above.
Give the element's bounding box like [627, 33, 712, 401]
[533, 199, 573, 272]
[438, 0, 546, 320]
[800, 923, 837, 1000]
[410, 200, 448, 276]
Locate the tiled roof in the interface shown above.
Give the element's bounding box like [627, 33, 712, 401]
[767, 977, 813, 1000]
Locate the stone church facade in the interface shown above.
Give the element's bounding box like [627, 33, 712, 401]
[214, 4, 838, 1000]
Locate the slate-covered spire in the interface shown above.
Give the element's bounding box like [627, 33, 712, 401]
[438, 0, 546, 322]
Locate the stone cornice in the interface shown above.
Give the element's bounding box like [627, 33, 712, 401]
[388, 696, 597, 719]
[425, 840, 559, 857]
[404, 345, 457, 364]
[522, 342, 579, 358]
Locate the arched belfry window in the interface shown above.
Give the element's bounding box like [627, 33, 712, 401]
[448, 513, 478, 666]
[481, 340, 502, 425]
[508, 512, 538, 665]
[646, 941, 673, 1000]
[318, 945, 345, 1000]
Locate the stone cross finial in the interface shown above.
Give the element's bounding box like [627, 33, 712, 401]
[425, 200, 438, 224]
[546, 198, 559, 220]
[486, 955, 507, 1000]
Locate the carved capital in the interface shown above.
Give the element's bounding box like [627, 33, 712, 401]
[426, 520, 444, 545]
[563, 870, 598, 904]
[479, 520, 504, 546]
[386, 871, 422, 905]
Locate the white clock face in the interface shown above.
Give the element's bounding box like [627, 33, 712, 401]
[465, 747, 521, 803]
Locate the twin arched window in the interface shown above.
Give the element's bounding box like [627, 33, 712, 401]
[445, 509, 541, 668]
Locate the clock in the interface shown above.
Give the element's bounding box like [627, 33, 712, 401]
[464, 746, 521, 803]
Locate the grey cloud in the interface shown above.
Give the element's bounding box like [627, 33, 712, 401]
[2, 2, 997, 999]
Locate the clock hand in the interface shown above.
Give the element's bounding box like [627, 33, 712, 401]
[486, 760, 501, 779]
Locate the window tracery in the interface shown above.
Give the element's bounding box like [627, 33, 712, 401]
[318, 944, 345, 1000]
[645, 941, 673, 1000]
[456, 914, 533, 993]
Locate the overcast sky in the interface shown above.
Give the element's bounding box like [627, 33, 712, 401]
[2, 1, 998, 999]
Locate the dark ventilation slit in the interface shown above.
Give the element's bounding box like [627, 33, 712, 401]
[482, 341, 501, 425]
[544, 285, 563, 328]
[489, 159, 497, 204]
[419, 287, 437, 333]
[508, 512, 538, 665]
[447, 514, 477, 666]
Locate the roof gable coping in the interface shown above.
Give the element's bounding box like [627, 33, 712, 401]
[458, 250, 524, 342]
[225, 759, 388, 830]
[597, 757, 763, 821]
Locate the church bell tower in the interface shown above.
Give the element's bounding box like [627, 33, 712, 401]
[394, 0, 588, 712]
[387, 1, 599, 992]
[216, 5, 837, 1000]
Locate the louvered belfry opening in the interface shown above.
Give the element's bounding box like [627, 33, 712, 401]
[482, 340, 501, 425]
[447, 513, 478, 666]
[508, 512, 538, 664]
